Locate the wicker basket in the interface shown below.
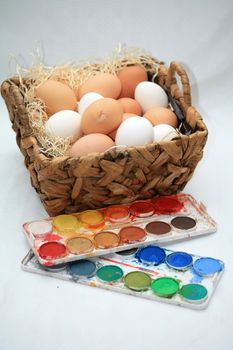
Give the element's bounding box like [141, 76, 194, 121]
[1, 60, 208, 216]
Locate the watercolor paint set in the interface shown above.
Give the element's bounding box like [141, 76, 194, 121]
[21, 245, 224, 310]
[22, 194, 217, 267]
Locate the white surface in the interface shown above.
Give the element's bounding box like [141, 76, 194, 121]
[0, 1, 233, 350]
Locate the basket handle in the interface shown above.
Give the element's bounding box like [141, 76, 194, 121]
[165, 61, 192, 110]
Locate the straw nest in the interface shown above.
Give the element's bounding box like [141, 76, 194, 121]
[14, 44, 161, 157]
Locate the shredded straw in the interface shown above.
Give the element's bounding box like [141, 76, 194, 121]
[12, 44, 161, 157]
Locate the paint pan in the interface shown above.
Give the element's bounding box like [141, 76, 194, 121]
[166, 252, 193, 271]
[152, 196, 183, 214]
[145, 221, 172, 236]
[136, 246, 166, 265]
[106, 206, 130, 223]
[151, 277, 179, 298]
[22, 193, 217, 266]
[22, 246, 224, 310]
[193, 257, 223, 277]
[79, 210, 105, 229]
[27, 220, 52, 238]
[53, 215, 79, 237]
[115, 247, 138, 259]
[129, 201, 154, 217]
[179, 284, 208, 303]
[68, 259, 97, 278]
[39, 242, 67, 260]
[124, 271, 152, 291]
[119, 226, 146, 244]
[66, 236, 93, 255]
[96, 265, 123, 283]
[43, 262, 67, 272]
[94, 231, 120, 249]
[171, 216, 196, 231]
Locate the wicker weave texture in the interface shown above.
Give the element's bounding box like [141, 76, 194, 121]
[1, 61, 208, 216]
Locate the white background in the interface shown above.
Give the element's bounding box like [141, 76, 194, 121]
[0, 1, 233, 349]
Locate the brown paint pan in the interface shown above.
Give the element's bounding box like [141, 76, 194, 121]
[145, 221, 172, 236]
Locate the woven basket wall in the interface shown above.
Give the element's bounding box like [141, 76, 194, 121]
[1, 60, 208, 216]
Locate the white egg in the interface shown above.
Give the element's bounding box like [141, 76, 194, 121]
[115, 116, 154, 146]
[78, 92, 103, 115]
[135, 81, 168, 113]
[45, 110, 82, 141]
[153, 124, 178, 142]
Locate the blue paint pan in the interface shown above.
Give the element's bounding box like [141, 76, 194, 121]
[43, 263, 67, 272]
[136, 245, 166, 265]
[68, 259, 97, 278]
[193, 257, 223, 277]
[166, 252, 193, 271]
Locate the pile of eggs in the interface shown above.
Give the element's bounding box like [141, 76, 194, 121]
[36, 66, 179, 157]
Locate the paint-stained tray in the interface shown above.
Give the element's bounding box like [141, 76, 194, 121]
[21, 246, 224, 310]
[22, 194, 217, 266]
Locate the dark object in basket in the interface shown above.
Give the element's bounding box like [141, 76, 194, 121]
[168, 92, 193, 136]
[1, 60, 208, 216]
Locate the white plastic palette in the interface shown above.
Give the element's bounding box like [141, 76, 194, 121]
[22, 194, 217, 266]
[21, 246, 224, 310]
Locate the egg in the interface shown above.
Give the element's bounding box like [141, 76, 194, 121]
[78, 92, 104, 115]
[122, 113, 137, 122]
[117, 66, 148, 98]
[135, 81, 168, 113]
[45, 110, 82, 141]
[115, 116, 153, 146]
[153, 124, 178, 142]
[118, 98, 142, 115]
[78, 73, 122, 100]
[81, 98, 123, 135]
[36, 80, 77, 116]
[69, 134, 115, 157]
[108, 113, 136, 140]
[74, 85, 79, 100]
[144, 107, 178, 128]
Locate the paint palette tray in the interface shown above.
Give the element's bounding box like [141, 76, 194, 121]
[21, 246, 224, 310]
[22, 194, 217, 266]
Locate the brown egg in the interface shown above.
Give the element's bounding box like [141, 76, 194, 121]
[69, 134, 115, 157]
[108, 113, 136, 140]
[81, 98, 123, 135]
[117, 66, 148, 98]
[78, 73, 122, 100]
[73, 85, 79, 100]
[118, 98, 142, 115]
[36, 80, 77, 116]
[143, 107, 178, 128]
